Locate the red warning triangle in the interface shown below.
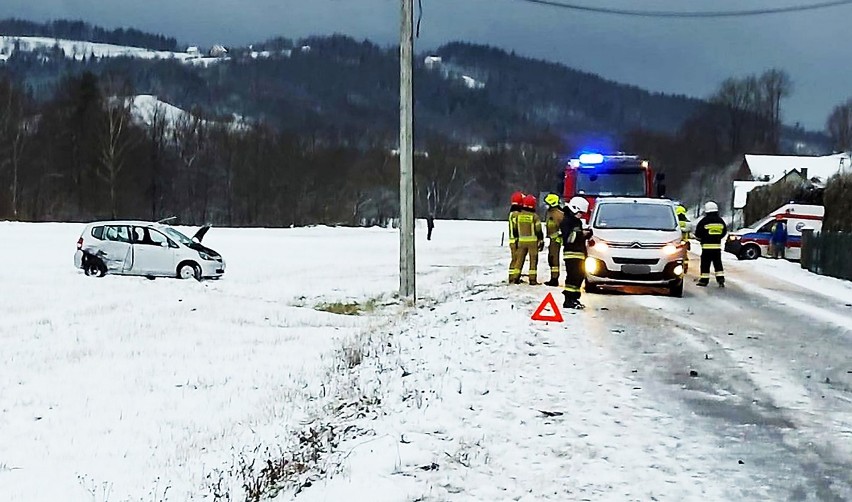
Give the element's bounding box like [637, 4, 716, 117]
[531, 293, 564, 323]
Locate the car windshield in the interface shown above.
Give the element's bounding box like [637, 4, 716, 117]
[575, 171, 646, 196]
[162, 227, 194, 246]
[594, 203, 677, 230]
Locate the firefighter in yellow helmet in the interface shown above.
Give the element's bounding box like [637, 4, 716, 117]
[676, 204, 691, 246]
[507, 191, 524, 283]
[543, 193, 564, 286]
[509, 194, 543, 284]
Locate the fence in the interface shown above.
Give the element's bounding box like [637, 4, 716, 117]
[801, 229, 852, 281]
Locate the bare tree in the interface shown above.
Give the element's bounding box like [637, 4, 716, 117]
[97, 93, 136, 219]
[759, 69, 792, 152]
[827, 99, 852, 151]
[172, 110, 208, 222]
[0, 79, 30, 219]
[146, 102, 168, 220]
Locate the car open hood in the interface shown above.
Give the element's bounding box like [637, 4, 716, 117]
[593, 227, 680, 245]
[193, 225, 211, 242]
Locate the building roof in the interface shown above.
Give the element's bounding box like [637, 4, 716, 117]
[732, 180, 771, 209]
[743, 153, 851, 184]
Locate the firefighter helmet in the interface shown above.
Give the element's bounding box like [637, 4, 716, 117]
[704, 201, 719, 213]
[544, 193, 560, 208]
[567, 196, 589, 215]
[675, 205, 687, 216]
[510, 191, 524, 206]
[522, 194, 537, 209]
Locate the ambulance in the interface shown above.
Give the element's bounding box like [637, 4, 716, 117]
[724, 203, 824, 261]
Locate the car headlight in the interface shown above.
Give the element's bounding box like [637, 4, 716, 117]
[662, 241, 681, 256]
[584, 257, 600, 274]
[673, 264, 684, 276]
[729, 235, 741, 241]
[198, 251, 216, 261]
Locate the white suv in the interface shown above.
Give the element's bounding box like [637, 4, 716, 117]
[584, 198, 686, 297]
[74, 221, 225, 280]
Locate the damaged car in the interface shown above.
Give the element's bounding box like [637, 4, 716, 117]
[74, 221, 225, 280]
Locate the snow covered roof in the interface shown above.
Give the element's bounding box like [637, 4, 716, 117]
[743, 153, 851, 184]
[732, 180, 771, 209]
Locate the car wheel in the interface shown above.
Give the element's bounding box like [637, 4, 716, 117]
[177, 262, 201, 281]
[739, 245, 760, 261]
[84, 260, 106, 277]
[669, 280, 684, 298]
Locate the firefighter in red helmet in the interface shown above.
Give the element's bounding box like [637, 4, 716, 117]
[509, 194, 543, 284]
[507, 191, 524, 283]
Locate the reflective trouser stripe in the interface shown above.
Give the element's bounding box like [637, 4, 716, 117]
[550, 267, 559, 273]
[702, 244, 721, 250]
[699, 273, 710, 279]
[715, 271, 725, 277]
[563, 252, 585, 259]
[564, 285, 581, 292]
[518, 237, 538, 244]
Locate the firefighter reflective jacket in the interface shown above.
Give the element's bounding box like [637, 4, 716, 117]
[516, 208, 543, 246]
[508, 204, 522, 246]
[694, 213, 728, 249]
[560, 212, 590, 260]
[546, 207, 564, 244]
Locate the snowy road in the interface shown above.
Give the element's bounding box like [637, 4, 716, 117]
[302, 246, 852, 501]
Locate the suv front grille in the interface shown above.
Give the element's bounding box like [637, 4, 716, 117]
[608, 242, 666, 249]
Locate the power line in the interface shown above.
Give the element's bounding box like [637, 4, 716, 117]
[510, 0, 852, 18]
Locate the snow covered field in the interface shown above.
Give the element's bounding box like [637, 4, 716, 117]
[1, 221, 850, 501]
[0, 36, 223, 65]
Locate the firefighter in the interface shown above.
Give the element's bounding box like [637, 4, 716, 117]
[694, 201, 728, 287]
[561, 196, 591, 309]
[507, 191, 524, 283]
[509, 194, 543, 284]
[543, 193, 564, 286]
[676, 204, 692, 251]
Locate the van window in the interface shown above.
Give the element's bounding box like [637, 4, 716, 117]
[91, 226, 104, 240]
[594, 203, 677, 231]
[757, 221, 775, 233]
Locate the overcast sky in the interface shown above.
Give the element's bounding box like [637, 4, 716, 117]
[2, 0, 851, 130]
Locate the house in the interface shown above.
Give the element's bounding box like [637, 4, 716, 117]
[731, 152, 851, 227]
[209, 44, 228, 58]
[424, 56, 442, 69]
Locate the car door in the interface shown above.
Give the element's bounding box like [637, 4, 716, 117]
[100, 225, 133, 273]
[130, 226, 176, 276]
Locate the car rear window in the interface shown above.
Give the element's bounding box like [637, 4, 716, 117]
[91, 226, 104, 240]
[594, 203, 677, 231]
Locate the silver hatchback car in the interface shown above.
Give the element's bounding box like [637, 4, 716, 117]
[584, 198, 686, 297]
[74, 221, 225, 280]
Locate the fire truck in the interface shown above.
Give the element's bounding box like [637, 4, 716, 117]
[562, 153, 666, 220]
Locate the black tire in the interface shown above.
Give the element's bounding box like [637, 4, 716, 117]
[669, 280, 684, 298]
[84, 260, 106, 277]
[738, 245, 760, 261]
[177, 262, 202, 281]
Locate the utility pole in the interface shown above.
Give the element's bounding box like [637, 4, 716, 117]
[399, 0, 416, 300]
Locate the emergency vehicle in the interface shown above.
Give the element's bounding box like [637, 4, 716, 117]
[724, 203, 824, 261]
[563, 153, 665, 221]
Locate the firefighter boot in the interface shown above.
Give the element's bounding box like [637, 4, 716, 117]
[544, 279, 559, 287]
[696, 280, 709, 287]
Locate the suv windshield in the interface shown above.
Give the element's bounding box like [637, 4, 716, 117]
[576, 171, 646, 196]
[594, 203, 677, 231]
[162, 227, 194, 246]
